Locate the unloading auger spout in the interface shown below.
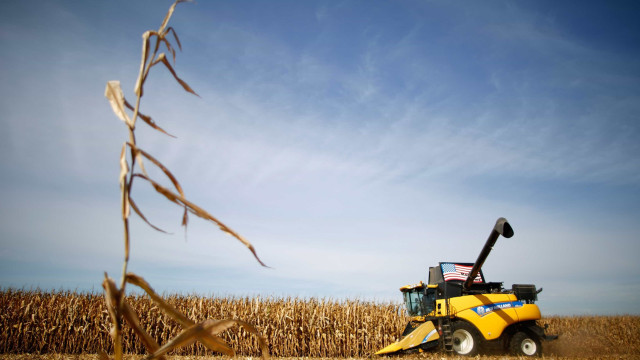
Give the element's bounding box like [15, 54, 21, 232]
[462, 217, 514, 292]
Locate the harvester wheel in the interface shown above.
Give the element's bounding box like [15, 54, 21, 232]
[509, 331, 541, 357]
[451, 322, 480, 356]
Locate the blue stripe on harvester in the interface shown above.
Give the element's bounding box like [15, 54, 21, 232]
[472, 301, 523, 317]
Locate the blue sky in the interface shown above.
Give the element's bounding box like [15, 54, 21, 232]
[1, 0, 639, 315]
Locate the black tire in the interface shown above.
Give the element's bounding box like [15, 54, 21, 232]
[509, 331, 542, 357]
[451, 322, 480, 356]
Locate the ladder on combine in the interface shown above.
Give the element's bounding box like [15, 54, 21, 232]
[441, 297, 454, 352]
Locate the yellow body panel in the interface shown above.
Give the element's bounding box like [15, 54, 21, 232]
[375, 321, 439, 355]
[399, 281, 425, 291]
[442, 294, 541, 340]
[517, 303, 542, 321]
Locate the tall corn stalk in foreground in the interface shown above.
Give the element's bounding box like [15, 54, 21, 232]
[102, 1, 268, 359]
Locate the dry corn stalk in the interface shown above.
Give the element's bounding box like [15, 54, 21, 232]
[4, 289, 640, 357]
[102, 1, 268, 359]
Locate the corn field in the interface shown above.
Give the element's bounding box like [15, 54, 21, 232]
[0, 290, 402, 357]
[2, 290, 639, 357]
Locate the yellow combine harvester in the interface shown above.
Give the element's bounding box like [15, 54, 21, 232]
[377, 218, 557, 357]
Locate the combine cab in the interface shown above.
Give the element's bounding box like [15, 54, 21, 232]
[376, 218, 557, 357]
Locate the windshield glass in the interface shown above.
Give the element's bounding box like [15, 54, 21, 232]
[403, 288, 435, 316]
[403, 289, 425, 316]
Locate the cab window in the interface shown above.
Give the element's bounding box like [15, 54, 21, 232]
[403, 289, 423, 316]
[403, 288, 435, 316]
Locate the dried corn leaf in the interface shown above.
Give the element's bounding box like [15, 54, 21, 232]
[196, 319, 267, 358]
[98, 351, 111, 360]
[125, 273, 244, 357]
[160, 36, 177, 64]
[126, 273, 192, 327]
[143, 323, 202, 359]
[144, 331, 197, 359]
[119, 144, 129, 187]
[144, 319, 241, 359]
[119, 144, 130, 220]
[121, 299, 166, 359]
[133, 174, 267, 267]
[134, 149, 148, 178]
[120, 144, 131, 262]
[179, 195, 268, 267]
[135, 31, 152, 97]
[182, 208, 188, 227]
[129, 196, 169, 233]
[139, 30, 165, 97]
[157, 0, 182, 35]
[138, 112, 176, 138]
[157, 53, 198, 96]
[204, 319, 238, 336]
[122, 214, 130, 267]
[198, 334, 235, 356]
[102, 274, 123, 360]
[102, 275, 119, 327]
[124, 98, 175, 138]
[167, 27, 182, 51]
[125, 142, 148, 179]
[105, 81, 131, 125]
[150, 32, 163, 61]
[128, 143, 184, 197]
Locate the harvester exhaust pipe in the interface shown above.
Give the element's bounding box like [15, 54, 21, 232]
[463, 217, 514, 291]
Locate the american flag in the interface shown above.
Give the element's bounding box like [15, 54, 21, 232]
[441, 263, 484, 283]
